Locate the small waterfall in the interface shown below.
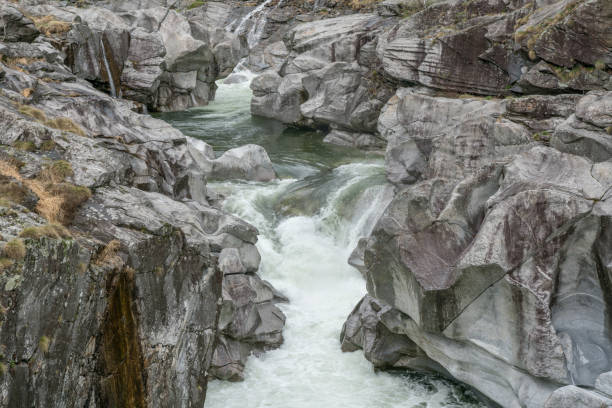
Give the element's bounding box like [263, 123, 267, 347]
[222, 58, 258, 84]
[100, 38, 117, 98]
[233, 0, 274, 49]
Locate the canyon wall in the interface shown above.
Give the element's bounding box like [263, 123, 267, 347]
[246, 0, 612, 406]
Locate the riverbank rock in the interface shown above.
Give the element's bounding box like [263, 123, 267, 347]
[250, 12, 396, 146]
[17, 2, 219, 111]
[210, 248, 287, 381]
[343, 88, 612, 407]
[251, 0, 610, 155]
[0, 17, 285, 405]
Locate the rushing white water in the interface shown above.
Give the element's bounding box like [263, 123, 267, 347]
[232, 0, 274, 48]
[158, 76, 486, 408]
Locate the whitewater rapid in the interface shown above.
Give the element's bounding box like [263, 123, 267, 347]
[158, 77, 486, 408]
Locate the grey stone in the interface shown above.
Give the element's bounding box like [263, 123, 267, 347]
[595, 371, 612, 396]
[379, 88, 532, 185]
[0, 3, 38, 42]
[323, 129, 385, 149]
[544, 385, 612, 408]
[211, 144, 277, 182]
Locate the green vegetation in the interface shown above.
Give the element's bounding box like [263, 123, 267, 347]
[19, 224, 72, 239]
[41, 140, 56, 151]
[18, 104, 86, 137]
[187, 0, 205, 9]
[0, 258, 14, 272]
[39, 336, 50, 354]
[13, 140, 35, 152]
[40, 160, 74, 183]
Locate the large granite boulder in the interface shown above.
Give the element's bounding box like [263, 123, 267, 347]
[345, 145, 612, 407]
[211, 144, 277, 182]
[186, 1, 249, 79]
[544, 385, 612, 408]
[514, 0, 611, 69]
[342, 82, 612, 407]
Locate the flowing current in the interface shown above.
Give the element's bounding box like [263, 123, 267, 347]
[158, 76, 486, 408]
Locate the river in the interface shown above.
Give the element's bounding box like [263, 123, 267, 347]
[157, 76, 486, 408]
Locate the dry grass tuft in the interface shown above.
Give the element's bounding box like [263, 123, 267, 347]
[3, 239, 26, 260]
[46, 183, 91, 223]
[0, 160, 90, 225]
[95, 240, 123, 267]
[18, 104, 87, 137]
[0, 176, 31, 206]
[31, 15, 72, 36]
[39, 160, 73, 184]
[19, 224, 72, 240]
[41, 140, 56, 151]
[0, 257, 14, 271]
[0, 55, 44, 71]
[13, 140, 35, 151]
[349, 0, 381, 10]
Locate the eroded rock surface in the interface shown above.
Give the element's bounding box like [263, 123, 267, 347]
[0, 14, 284, 406]
[343, 89, 612, 408]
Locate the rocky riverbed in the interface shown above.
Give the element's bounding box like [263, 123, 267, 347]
[0, 0, 611, 407]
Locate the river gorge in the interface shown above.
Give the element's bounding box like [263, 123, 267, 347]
[0, 0, 611, 407]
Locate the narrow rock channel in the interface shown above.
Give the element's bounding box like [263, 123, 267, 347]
[158, 75, 486, 408]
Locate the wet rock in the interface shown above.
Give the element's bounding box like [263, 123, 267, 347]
[186, 2, 248, 78]
[352, 145, 612, 407]
[341, 295, 427, 369]
[323, 129, 385, 149]
[211, 144, 277, 182]
[251, 70, 306, 124]
[119, 27, 166, 104]
[210, 251, 287, 382]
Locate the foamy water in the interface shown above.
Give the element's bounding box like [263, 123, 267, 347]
[158, 76, 487, 408]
